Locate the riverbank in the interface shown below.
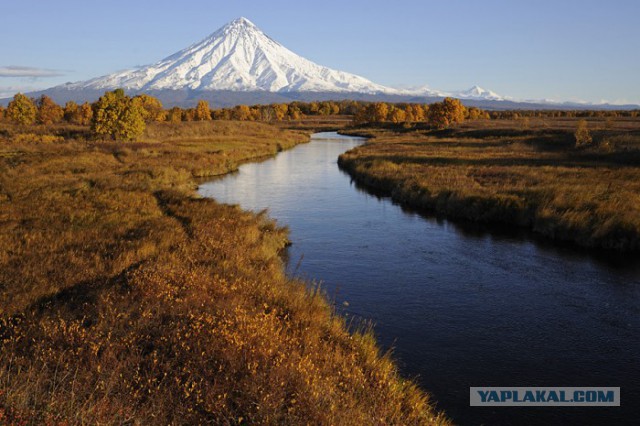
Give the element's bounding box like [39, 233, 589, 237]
[339, 118, 640, 251]
[0, 121, 449, 424]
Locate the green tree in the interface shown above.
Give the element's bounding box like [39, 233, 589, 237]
[91, 89, 146, 141]
[7, 93, 37, 125]
[194, 100, 211, 121]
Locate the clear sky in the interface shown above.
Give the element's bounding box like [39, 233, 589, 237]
[2, 0, 639, 103]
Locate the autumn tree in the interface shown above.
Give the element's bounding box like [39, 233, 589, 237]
[388, 106, 407, 123]
[259, 106, 275, 122]
[167, 107, 183, 123]
[63, 101, 80, 124]
[352, 102, 389, 124]
[372, 102, 389, 123]
[309, 102, 320, 114]
[231, 104, 251, 121]
[78, 102, 93, 125]
[467, 107, 483, 120]
[415, 104, 428, 122]
[183, 108, 196, 121]
[403, 104, 416, 122]
[36, 95, 64, 125]
[288, 104, 303, 120]
[91, 89, 145, 141]
[7, 93, 37, 125]
[194, 100, 211, 121]
[250, 107, 262, 121]
[63, 101, 92, 125]
[318, 102, 332, 116]
[427, 97, 466, 129]
[135, 94, 166, 122]
[272, 104, 289, 121]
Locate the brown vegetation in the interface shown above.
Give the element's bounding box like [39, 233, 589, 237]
[339, 117, 640, 250]
[0, 120, 448, 424]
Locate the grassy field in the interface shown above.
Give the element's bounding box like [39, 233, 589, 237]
[339, 117, 640, 251]
[0, 121, 448, 424]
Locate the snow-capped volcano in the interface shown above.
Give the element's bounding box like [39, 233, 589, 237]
[65, 17, 394, 94]
[15, 17, 639, 109]
[45, 17, 531, 107]
[455, 85, 504, 101]
[397, 84, 506, 101]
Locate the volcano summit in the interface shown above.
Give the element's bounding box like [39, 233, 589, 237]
[63, 17, 394, 94]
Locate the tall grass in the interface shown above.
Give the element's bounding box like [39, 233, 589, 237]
[0, 121, 449, 424]
[339, 118, 640, 250]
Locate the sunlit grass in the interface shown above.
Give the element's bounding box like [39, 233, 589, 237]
[339, 118, 640, 250]
[0, 120, 449, 424]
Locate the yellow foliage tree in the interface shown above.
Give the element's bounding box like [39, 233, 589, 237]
[194, 100, 211, 121]
[272, 104, 289, 121]
[288, 105, 303, 120]
[136, 94, 166, 122]
[79, 102, 93, 125]
[231, 105, 251, 121]
[167, 107, 183, 123]
[352, 102, 389, 124]
[388, 107, 406, 123]
[91, 89, 146, 141]
[7, 93, 37, 125]
[427, 98, 466, 129]
[63, 101, 80, 124]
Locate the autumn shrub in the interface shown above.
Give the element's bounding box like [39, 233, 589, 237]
[574, 119, 592, 147]
[12, 133, 65, 144]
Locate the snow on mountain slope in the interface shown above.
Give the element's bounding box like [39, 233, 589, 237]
[65, 17, 395, 94]
[455, 85, 505, 101]
[397, 84, 506, 101]
[60, 17, 511, 102]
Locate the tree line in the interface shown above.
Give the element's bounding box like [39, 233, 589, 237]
[2, 90, 638, 141]
[0, 90, 216, 141]
[1, 92, 484, 134]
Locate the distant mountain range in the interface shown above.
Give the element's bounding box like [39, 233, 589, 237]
[2, 18, 638, 109]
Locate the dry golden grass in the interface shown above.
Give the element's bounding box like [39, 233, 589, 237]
[0, 120, 448, 425]
[339, 118, 640, 250]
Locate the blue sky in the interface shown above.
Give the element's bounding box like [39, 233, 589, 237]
[2, 0, 639, 103]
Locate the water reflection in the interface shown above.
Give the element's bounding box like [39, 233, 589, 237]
[199, 132, 640, 426]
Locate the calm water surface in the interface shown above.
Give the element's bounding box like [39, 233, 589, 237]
[199, 132, 640, 426]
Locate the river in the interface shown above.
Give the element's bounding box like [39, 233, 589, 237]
[198, 132, 640, 426]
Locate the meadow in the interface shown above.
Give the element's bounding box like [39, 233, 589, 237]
[0, 121, 448, 424]
[339, 117, 640, 250]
